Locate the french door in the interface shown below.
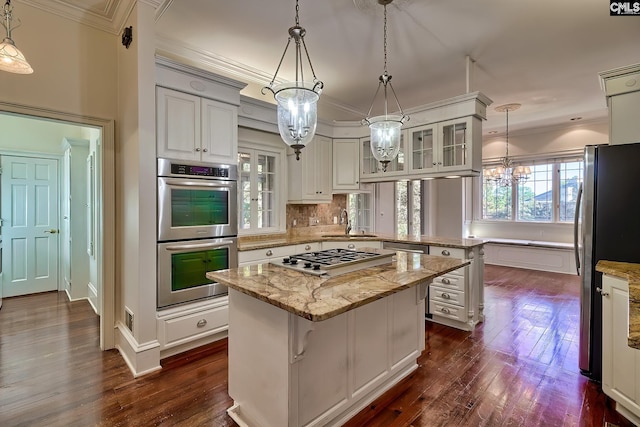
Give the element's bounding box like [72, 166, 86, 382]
[1, 155, 59, 298]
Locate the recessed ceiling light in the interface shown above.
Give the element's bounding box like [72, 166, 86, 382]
[570, 117, 583, 121]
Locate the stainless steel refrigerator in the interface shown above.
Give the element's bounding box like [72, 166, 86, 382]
[577, 143, 640, 382]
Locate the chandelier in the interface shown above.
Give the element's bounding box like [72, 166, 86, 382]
[362, 0, 409, 172]
[0, 0, 33, 74]
[263, 0, 323, 160]
[484, 103, 530, 186]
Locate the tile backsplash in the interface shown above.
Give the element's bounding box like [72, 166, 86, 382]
[286, 194, 347, 230]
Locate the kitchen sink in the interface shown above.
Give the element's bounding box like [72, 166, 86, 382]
[321, 234, 378, 238]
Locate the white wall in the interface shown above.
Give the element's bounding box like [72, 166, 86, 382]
[434, 178, 463, 238]
[0, 113, 86, 154]
[115, 2, 160, 375]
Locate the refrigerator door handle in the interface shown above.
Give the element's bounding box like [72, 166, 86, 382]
[573, 183, 583, 276]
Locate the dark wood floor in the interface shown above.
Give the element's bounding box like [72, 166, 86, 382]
[0, 265, 634, 427]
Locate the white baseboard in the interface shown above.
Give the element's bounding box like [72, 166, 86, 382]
[484, 243, 577, 275]
[115, 322, 162, 377]
[87, 281, 98, 315]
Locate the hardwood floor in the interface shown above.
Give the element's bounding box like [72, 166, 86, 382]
[0, 265, 634, 426]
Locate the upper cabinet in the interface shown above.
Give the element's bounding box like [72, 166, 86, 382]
[332, 138, 360, 192]
[288, 135, 333, 203]
[599, 64, 640, 145]
[352, 92, 491, 182]
[155, 57, 247, 165]
[156, 87, 238, 164]
[408, 117, 481, 176]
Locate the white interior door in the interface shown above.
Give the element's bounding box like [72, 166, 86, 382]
[1, 155, 59, 297]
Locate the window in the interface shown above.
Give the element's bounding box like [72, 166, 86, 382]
[347, 193, 372, 233]
[238, 148, 280, 232]
[396, 180, 422, 236]
[481, 158, 583, 223]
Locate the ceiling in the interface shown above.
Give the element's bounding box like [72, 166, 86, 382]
[23, 0, 640, 135]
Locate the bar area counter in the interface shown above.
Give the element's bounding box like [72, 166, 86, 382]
[207, 250, 469, 427]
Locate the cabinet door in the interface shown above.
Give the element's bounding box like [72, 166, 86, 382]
[602, 274, 640, 419]
[360, 134, 407, 180]
[408, 124, 437, 174]
[315, 135, 333, 201]
[333, 139, 360, 191]
[437, 117, 472, 172]
[157, 87, 200, 161]
[201, 98, 238, 164]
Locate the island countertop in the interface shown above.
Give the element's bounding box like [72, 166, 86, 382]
[207, 249, 470, 322]
[596, 260, 640, 350]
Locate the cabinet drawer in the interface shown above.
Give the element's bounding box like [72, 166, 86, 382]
[429, 300, 466, 322]
[322, 240, 382, 251]
[431, 271, 465, 291]
[297, 242, 321, 253]
[238, 245, 298, 264]
[430, 285, 464, 307]
[164, 305, 228, 345]
[429, 246, 466, 260]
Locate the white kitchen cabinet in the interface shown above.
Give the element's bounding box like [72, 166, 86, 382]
[599, 64, 640, 145]
[360, 134, 407, 181]
[601, 273, 640, 425]
[296, 242, 321, 254]
[156, 86, 238, 164]
[428, 245, 483, 331]
[407, 116, 481, 176]
[332, 138, 360, 191]
[321, 240, 382, 251]
[238, 245, 299, 267]
[288, 135, 333, 203]
[157, 297, 229, 359]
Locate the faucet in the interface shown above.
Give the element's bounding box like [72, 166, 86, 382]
[340, 208, 352, 235]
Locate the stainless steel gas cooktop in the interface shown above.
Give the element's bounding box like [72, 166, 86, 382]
[272, 248, 395, 276]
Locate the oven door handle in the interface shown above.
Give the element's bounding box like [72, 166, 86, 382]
[164, 240, 235, 251]
[162, 179, 233, 189]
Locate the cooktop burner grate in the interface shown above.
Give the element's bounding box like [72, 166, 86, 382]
[271, 248, 396, 276]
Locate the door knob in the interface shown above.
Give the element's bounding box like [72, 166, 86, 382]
[44, 229, 58, 234]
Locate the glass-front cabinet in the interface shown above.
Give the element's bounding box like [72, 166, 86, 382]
[238, 148, 279, 232]
[408, 117, 475, 175]
[360, 133, 406, 181]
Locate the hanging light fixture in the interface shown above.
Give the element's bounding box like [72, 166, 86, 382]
[0, 0, 33, 74]
[362, 0, 409, 172]
[484, 103, 530, 186]
[263, 0, 323, 160]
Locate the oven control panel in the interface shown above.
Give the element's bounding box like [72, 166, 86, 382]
[171, 163, 229, 178]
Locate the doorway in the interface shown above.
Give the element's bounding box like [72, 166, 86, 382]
[0, 107, 115, 350]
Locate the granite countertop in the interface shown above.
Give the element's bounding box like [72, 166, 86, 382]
[207, 249, 470, 322]
[237, 231, 486, 251]
[596, 260, 640, 350]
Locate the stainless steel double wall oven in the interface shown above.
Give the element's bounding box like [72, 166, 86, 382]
[157, 158, 238, 309]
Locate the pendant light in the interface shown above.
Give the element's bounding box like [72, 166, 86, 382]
[0, 0, 33, 74]
[484, 103, 530, 186]
[263, 0, 323, 160]
[362, 0, 408, 172]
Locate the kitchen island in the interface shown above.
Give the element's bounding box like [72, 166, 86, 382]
[207, 249, 469, 427]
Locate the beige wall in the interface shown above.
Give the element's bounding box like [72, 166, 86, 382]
[0, 3, 117, 120]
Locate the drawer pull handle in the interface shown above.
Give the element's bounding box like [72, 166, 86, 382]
[266, 250, 273, 256]
[441, 250, 450, 256]
[196, 319, 207, 328]
[441, 293, 451, 300]
[305, 245, 311, 251]
[442, 278, 450, 285]
[440, 307, 451, 314]
[348, 244, 355, 249]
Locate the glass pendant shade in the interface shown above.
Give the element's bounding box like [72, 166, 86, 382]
[368, 115, 403, 171]
[0, 37, 32, 74]
[273, 82, 320, 160]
